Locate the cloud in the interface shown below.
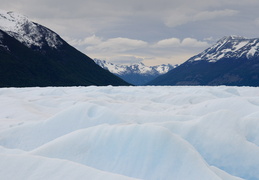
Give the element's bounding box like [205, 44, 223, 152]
[142, 53, 196, 66]
[193, 9, 238, 21]
[70, 35, 210, 65]
[73, 36, 150, 64]
[181, 38, 209, 47]
[165, 9, 239, 27]
[72, 34, 213, 65]
[154, 37, 209, 48]
[65, 35, 103, 46]
[255, 18, 259, 26]
[86, 37, 148, 53]
[155, 38, 181, 47]
[108, 55, 145, 64]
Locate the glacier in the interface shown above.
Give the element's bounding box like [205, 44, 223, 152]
[0, 86, 258, 180]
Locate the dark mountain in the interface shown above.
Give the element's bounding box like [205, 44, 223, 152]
[0, 11, 129, 87]
[94, 59, 177, 85]
[148, 36, 259, 86]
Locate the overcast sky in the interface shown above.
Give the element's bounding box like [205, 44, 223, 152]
[1, 0, 259, 65]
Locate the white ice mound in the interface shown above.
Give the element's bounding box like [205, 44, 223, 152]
[32, 124, 222, 180]
[157, 110, 259, 180]
[0, 102, 123, 150]
[0, 153, 140, 180]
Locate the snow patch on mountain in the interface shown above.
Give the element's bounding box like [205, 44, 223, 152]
[0, 10, 63, 49]
[189, 35, 259, 62]
[247, 42, 259, 58]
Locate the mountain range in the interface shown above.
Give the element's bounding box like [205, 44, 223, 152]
[0, 11, 129, 87]
[1, 10, 258, 87]
[148, 35, 259, 86]
[93, 59, 177, 85]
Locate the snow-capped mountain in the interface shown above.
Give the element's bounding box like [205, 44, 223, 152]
[0, 11, 129, 87]
[94, 59, 175, 75]
[0, 10, 63, 49]
[94, 59, 177, 85]
[149, 36, 259, 86]
[189, 35, 259, 62]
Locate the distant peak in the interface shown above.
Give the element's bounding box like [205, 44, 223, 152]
[188, 35, 259, 63]
[218, 35, 247, 43]
[94, 59, 176, 76]
[228, 35, 246, 39]
[6, 11, 16, 16]
[0, 10, 28, 21]
[0, 10, 30, 32]
[0, 10, 63, 49]
[136, 62, 145, 66]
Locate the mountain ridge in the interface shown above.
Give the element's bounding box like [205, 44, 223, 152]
[94, 59, 177, 85]
[0, 10, 63, 49]
[188, 36, 259, 63]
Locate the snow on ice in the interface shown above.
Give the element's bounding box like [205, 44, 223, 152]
[0, 86, 258, 180]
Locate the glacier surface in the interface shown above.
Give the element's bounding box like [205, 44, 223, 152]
[0, 86, 258, 180]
